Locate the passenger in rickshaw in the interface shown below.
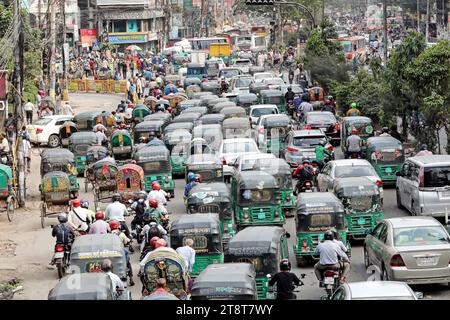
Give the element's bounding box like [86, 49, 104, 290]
[109, 220, 135, 286]
[345, 128, 362, 159]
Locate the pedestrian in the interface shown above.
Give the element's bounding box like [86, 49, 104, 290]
[23, 99, 35, 124]
[21, 132, 31, 173]
[61, 101, 74, 116]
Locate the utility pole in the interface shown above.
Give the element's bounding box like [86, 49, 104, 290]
[425, 0, 430, 41]
[49, 0, 56, 102]
[382, 0, 388, 65]
[61, 0, 69, 102]
[38, 0, 42, 29]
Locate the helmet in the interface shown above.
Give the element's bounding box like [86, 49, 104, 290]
[324, 230, 334, 241]
[351, 128, 358, 135]
[152, 182, 161, 191]
[351, 102, 357, 108]
[138, 191, 147, 200]
[167, 107, 172, 113]
[287, 87, 292, 91]
[194, 174, 202, 183]
[187, 172, 196, 182]
[72, 199, 81, 207]
[149, 199, 158, 208]
[120, 123, 126, 129]
[328, 95, 333, 100]
[80, 199, 89, 209]
[279, 259, 291, 271]
[109, 220, 120, 230]
[58, 212, 68, 223]
[150, 236, 160, 247]
[112, 193, 121, 202]
[420, 144, 428, 151]
[155, 238, 167, 249]
[302, 158, 311, 165]
[95, 211, 105, 220]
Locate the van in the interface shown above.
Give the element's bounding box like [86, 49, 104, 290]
[396, 155, 450, 217]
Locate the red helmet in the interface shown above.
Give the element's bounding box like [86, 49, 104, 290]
[167, 107, 172, 113]
[150, 236, 160, 247]
[152, 182, 161, 191]
[149, 199, 158, 208]
[351, 128, 358, 134]
[95, 211, 104, 220]
[109, 220, 120, 230]
[72, 199, 81, 207]
[155, 239, 167, 249]
[120, 123, 126, 129]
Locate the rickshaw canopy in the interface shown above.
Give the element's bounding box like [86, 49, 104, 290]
[198, 114, 225, 125]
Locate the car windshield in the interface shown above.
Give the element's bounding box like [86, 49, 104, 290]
[307, 114, 336, 123]
[252, 108, 278, 117]
[236, 78, 253, 87]
[293, 136, 327, 147]
[335, 165, 376, 178]
[393, 226, 450, 247]
[32, 118, 52, 126]
[221, 70, 239, 78]
[424, 166, 450, 188]
[223, 142, 257, 154]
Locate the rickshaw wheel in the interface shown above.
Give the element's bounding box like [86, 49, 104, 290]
[6, 198, 14, 222]
[40, 202, 47, 228]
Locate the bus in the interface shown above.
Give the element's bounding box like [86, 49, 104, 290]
[189, 37, 228, 52]
[338, 36, 366, 61]
[249, 26, 267, 35]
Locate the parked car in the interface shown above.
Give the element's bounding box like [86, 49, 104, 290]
[218, 138, 260, 181]
[27, 115, 74, 148]
[364, 217, 450, 285]
[396, 155, 450, 217]
[331, 281, 420, 300]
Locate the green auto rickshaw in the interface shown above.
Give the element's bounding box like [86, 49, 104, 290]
[227, 226, 290, 300]
[68, 131, 98, 174]
[132, 104, 151, 124]
[73, 111, 101, 132]
[40, 148, 79, 198]
[110, 129, 133, 164]
[231, 170, 284, 229]
[252, 158, 296, 217]
[133, 121, 165, 144]
[259, 114, 291, 155]
[333, 177, 383, 240]
[133, 145, 174, 196]
[186, 182, 235, 250]
[191, 263, 257, 300]
[164, 129, 191, 176]
[259, 90, 286, 113]
[365, 136, 404, 185]
[0, 164, 16, 222]
[170, 213, 224, 277]
[340, 116, 374, 155]
[293, 192, 349, 267]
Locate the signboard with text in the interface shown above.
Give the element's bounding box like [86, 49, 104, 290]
[107, 33, 147, 44]
[80, 29, 97, 47]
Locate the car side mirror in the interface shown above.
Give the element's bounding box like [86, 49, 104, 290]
[414, 291, 424, 299]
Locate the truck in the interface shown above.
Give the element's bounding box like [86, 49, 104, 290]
[209, 43, 232, 65]
[190, 51, 208, 65]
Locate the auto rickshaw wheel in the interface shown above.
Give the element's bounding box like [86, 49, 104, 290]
[6, 198, 14, 222]
[40, 202, 47, 228]
[296, 256, 309, 268]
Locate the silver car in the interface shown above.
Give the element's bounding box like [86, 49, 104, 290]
[282, 130, 331, 168]
[364, 217, 450, 285]
[331, 281, 419, 300]
[396, 155, 450, 217]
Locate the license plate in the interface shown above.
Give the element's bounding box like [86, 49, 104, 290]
[385, 167, 393, 173]
[258, 212, 265, 220]
[357, 218, 366, 225]
[417, 257, 438, 266]
[54, 252, 64, 259]
[324, 277, 334, 285]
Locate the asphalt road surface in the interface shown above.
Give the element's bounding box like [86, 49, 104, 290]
[1, 93, 449, 300]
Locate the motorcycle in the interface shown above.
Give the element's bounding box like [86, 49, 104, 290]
[311, 255, 343, 299]
[267, 273, 306, 300]
[51, 243, 71, 279]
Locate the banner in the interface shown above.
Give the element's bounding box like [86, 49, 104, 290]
[80, 29, 97, 47]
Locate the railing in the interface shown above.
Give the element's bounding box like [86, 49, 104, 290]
[68, 80, 127, 95]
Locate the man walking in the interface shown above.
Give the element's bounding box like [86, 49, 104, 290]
[23, 100, 35, 124]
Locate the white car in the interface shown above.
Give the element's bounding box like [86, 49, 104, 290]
[262, 77, 285, 90]
[253, 72, 275, 84]
[233, 59, 252, 74]
[249, 104, 279, 126]
[232, 153, 276, 176]
[218, 138, 260, 180]
[317, 159, 384, 198]
[229, 75, 254, 95]
[26, 115, 74, 147]
[331, 281, 420, 300]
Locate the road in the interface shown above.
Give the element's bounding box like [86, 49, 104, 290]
[1, 92, 449, 300]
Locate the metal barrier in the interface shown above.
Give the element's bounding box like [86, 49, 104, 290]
[68, 80, 127, 95]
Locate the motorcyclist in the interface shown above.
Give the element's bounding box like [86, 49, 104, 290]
[322, 99, 336, 114]
[268, 259, 302, 300]
[313, 230, 350, 285]
[109, 220, 135, 286]
[292, 158, 316, 195]
[147, 182, 168, 213]
[284, 87, 295, 104]
[416, 144, 433, 156]
[144, 199, 169, 229]
[51, 213, 74, 250]
[88, 211, 111, 234]
[346, 102, 361, 117]
[68, 199, 90, 235]
[80, 199, 96, 223]
[130, 191, 148, 238]
[345, 128, 362, 159]
[298, 94, 313, 120]
[314, 141, 332, 170]
[105, 193, 132, 241]
[140, 218, 168, 254]
[184, 173, 201, 199]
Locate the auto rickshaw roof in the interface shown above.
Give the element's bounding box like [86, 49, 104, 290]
[236, 170, 279, 189]
[182, 107, 208, 114]
[91, 157, 118, 169]
[199, 114, 225, 123]
[236, 93, 258, 102]
[190, 182, 230, 195]
[366, 136, 402, 149]
[164, 130, 192, 144]
[173, 112, 202, 123]
[214, 101, 236, 109]
[179, 99, 202, 107]
[135, 120, 164, 131]
[333, 177, 379, 195]
[220, 106, 246, 115]
[0, 163, 12, 177]
[60, 121, 77, 128]
[297, 192, 344, 214]
[193, 123, 223, 134]
[191, 91, 212, 99]
[73, 111, 102, 121]
[192, 263, 256, 292]
[68, 131, 97, 143]
[134, 145, 170, 159]
[171, 213, 220, 231]
[223, 117, 251, 127]
[186, 153, 222, 165]
[260, 89, 283, 97]
[71, 233, 124, 252]
[111, 129, 132, 139]
[201, 81, 220, 89]
[48, 273, 113, 300]
[143, 112, 171, 122]
[252, 158, 292, 174]
[41, 148, 75, 162]
[200, 95, 220, 103]
[165, 122, 194, 132]
[228, 226, 285, 255]
[42, 170, 70, 179]
[342, 116, 372, 124]
[207, 98, 229, 107]
[185, 77, 202, 85]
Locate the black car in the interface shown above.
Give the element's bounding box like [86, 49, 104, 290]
[301, 111, 340, 146]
